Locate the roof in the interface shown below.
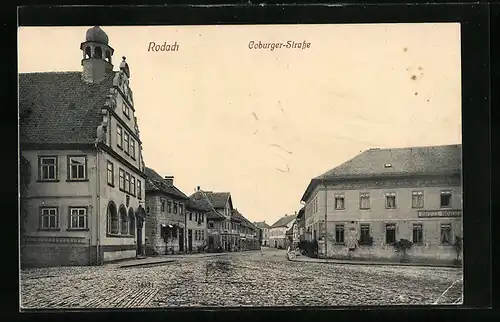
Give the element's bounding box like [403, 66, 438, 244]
[296, 207, 305, 220]
[232, 209, 257, 230]
[186, 197, 210, 212]
[270, 214, 297, 229]
[204, 192, 231, 209]
[254, 221, 271, 229]
[190, 190, 226, 220]
[301, 144, 462, 202]
[19, 71, 116, 145]
[144, 167, 188, 200]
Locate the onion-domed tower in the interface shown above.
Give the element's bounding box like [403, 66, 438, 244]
[80, 26, 115, 84]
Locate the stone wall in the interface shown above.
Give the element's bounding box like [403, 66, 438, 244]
[21, 244, 92, 268]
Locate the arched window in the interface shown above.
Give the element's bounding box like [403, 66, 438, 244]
[128, 208, 135, 236]
[85, 47, 91, 59]
[107, 201, 119, 234]
[94, 46, 102, 59]
[106, 50, 112, 63]
[120, 206, 128, 235]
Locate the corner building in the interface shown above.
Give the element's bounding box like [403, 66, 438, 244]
[19, 26, 147, 267]
[300, 144, 462, 265]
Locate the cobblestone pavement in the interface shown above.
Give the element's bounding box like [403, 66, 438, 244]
[20, 248, 463, 308]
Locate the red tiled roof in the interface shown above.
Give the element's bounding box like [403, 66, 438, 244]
[301, 144, 462, 202]
[19, 71, 115, 145]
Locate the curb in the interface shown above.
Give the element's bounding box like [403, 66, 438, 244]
[291, 258, 461, 269]
[119, 259, 176, 268]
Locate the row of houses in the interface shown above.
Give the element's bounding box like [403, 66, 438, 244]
[284, 144, 463, 265]
[18, 26, 260, 268]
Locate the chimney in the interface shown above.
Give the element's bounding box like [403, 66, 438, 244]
[164, 176, 174, 185]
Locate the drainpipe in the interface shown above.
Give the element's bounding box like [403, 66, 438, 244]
[323, 180, 328, 259]
[184, 202, 187, 254]
[95, 146, 101, 265]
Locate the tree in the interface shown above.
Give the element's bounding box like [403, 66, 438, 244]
[393, 238, 413, 263]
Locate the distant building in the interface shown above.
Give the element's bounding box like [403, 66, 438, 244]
[254, 221, 271, 246]
[269, 214, 297, 249]
[144, 168, 188, 255]
[300, 144, 462, 264]
[186, 196, 210, 253]
[19, 26, 147, 267]
[232, 209, 260, 251]
[190, 188, 225, 252]
[296, 207, 306, 242]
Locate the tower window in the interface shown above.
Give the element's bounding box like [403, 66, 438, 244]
[106, 50, 111, 63]
[94, 46, 102, 59]
[85, 47, 91, 59]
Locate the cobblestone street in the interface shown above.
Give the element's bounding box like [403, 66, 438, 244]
[21, 248, 463, 308]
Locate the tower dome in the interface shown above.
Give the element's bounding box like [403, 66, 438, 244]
[85, 26, 109, 45]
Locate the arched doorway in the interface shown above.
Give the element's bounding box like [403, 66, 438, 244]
[274, 240, 278, 248]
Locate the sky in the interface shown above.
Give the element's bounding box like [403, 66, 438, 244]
[18, 23, 462, 225]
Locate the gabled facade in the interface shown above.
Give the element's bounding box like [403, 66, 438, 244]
[204, 191, 239, 251]
[254, 221, 271, 247]
[300, 144, 463, 264]
[144, 168, 188, 255]
[19, 26, 147, 267]
[269, 214, 297, 249]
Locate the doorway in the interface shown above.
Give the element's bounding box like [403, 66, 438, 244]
[136, 218, 143, 257]
[188, 229, 193, 252]
[178, 228, 184, 252]
[274, 240, 277, 248]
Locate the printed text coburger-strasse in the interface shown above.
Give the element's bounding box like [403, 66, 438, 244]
[248, 41, 311, 51]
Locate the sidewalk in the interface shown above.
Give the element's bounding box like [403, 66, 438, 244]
[290, 255, 461, 268]
[113, 252, 231, 268]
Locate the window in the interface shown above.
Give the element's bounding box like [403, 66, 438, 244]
[120, 208, 128, 235]
[39, 156, 58, 181]
[124, 172, 130, 193]
[40, 207, 58, 229]
[334, 194, 345, 210]
[208, 221, 214, 229]
[173, 202, 178, 214]
[385, 223, 396, 244]
[160, 199, 165, 212]
[359, 224, 371, 244]
[441, 223, 452, 244]
[201, 214, 204, 222]
[124, 132, 130, 154]
[107, 202, 119, 234]
[117, 126, 123, 148]
[385, 192, 396, 209]
[128, 209, 135, 236]
[130, 139, 136, 159]
[107, 161, 114, 186]
[130, 176, 136, 196]
[68, 156, 87, 180]
[179, 204, 184, 214]
[137, 180, 142, 199]
[440, 191, 452, 208]
[123, 104, 130, 118]
[119, 169, 125, 190]
[412, 223, 423, 244]
[69, 207, 87, 229]
[195, 230, 199, 241]
[360, 192, 370, 210]
[335, 224, 345, 243]
[412, 191, 424, 208]
[189, 212, 192, 221]
[167, 201, 172, 213]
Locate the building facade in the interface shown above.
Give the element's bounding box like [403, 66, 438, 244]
[190, 188, 225, 252]
[144, 168, 188, 255]
[233, 209, 260, 251]
[269, 214, 297, 249]
[19, 26, 147, 267]
[254, 221, 270, 246]
[300, 144, 463, 264]
[186, 197, 210, 253]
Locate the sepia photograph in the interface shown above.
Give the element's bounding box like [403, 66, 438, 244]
[18, 22, 463, 309]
